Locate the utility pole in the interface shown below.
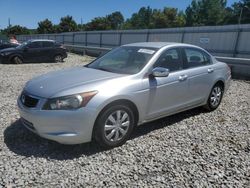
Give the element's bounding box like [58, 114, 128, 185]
[81, 17, 83, 31]
[8, 18, 11, 27]
[239, 5, 250, 25]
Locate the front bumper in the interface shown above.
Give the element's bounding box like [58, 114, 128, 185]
[0, 55, 9, 64]
[17, 97, 97, 144]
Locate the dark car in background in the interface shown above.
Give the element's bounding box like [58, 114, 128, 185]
[0, 42, 19, 50]
[0, 39, 67, 64]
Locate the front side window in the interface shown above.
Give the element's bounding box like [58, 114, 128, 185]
[28, 41, 42, 48]
[153, 48, 183, 72]
[87, 46, 157, 74]
[184, 48, 211, 68]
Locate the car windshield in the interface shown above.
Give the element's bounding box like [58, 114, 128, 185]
[16, 42, 28, 49]
[86, 46, 157, 74]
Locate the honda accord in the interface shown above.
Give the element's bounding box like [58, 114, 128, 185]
[17, 42, 231, 148]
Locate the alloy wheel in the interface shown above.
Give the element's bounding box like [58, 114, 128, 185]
[54, 55, 62, 62]
[210, 86, 222, 107]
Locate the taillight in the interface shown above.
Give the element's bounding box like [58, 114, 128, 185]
[60, 45, 66, 49]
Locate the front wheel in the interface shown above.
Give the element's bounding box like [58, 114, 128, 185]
[94, 104, 135, 148]
[204, 84, 224, 111]
[12, 56, 23, 64]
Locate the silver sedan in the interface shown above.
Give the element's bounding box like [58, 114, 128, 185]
[17, 42, 231, 148]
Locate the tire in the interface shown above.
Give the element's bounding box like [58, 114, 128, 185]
[94, 104, 135, 148]
[54, 55, 63, 63]
[204, 83, 224, 111]
[12, 56, 23, 64]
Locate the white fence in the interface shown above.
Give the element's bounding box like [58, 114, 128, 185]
[17, 24, 250, 59]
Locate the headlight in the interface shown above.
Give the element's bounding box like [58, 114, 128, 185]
[43, 91, 98, 110]
[0, 52, 11, 56]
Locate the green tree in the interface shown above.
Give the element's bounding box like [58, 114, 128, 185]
[186, 0, 227, 26]
[125, 6, 153, 29]
[124, 6, 185, 29]
[224, 0, 250, 24]
[107, 11, 124, 30]
[2, 25, 30, 36]
[37, 19, 54, 34]
[85, 17, 111, 31]
[59, 15, 78, 32]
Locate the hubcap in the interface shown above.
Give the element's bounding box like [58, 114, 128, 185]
[210, 86, 222, 107]
[104, 110, 130, 142]
[15, 57, 22, 64]
[55, 56, 62, 62]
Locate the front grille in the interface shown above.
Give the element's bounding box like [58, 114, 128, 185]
[21, 93, 39, 108]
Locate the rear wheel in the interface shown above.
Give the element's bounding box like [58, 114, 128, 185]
[12, 56, 23, 64]
[54, 55, 63, 63]
[94, 104, 135, 148]
[205, 83, 224, 111]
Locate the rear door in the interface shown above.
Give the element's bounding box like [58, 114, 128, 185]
[182, 47, 215, 105]
[23, 41, 43, 62]
[41, 41, 55, 61]
[144, 48, 190, 120]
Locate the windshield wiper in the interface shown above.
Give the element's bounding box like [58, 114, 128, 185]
[96, 67, 113, 72]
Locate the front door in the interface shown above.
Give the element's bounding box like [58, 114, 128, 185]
[144, 48, 189, 120]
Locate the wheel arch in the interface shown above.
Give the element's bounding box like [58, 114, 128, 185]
[213, 79, 225, 91]
[9, 54, 23, 63]
[91, 99, 139, 140]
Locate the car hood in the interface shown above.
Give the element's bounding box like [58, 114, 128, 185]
[0, 47, 17, 52]
[24, 67, 123, 98]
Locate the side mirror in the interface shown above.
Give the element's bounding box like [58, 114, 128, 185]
[151, 67, 170, 77]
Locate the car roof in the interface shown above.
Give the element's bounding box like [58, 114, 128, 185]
[29, 39, 55, 42]
[123, 42, 199, 49]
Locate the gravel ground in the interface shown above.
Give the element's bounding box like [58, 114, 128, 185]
[0, 53, 249, 187]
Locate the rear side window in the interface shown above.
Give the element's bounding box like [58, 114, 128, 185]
[28, 41, 42, 48]
[184, 48, 211, 68]
[153, 48, 183, 72]
[43, 41, 54, 47]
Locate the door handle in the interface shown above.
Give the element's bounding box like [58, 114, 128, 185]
[208, 68, 214, 73]
[179, 75, 188, 81]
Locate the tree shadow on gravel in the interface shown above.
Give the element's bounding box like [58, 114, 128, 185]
[4, 107, 206, 160]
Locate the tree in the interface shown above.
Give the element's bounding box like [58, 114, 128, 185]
[2, 25, 30, 36]
[224, 0, 250, 24]
[59, 15, 78, 32]
[125, 6, 153, 29]
[37, 19, 54, 34]
[85, 17, 111, 31]
[185, 0, 227, 26]
[124, 6, 185, 29]
[85, 11, 124, 31]
[107, 11, 124, 30]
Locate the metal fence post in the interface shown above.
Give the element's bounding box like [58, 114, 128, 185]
[181, 31, 185, 43]
[85, 32, 88, 46]
[100, 32, 103, 47]
[146, 29, 150, 42]
[119, 32, 122, 46]
[62, 35, 65, 44]
[72, 33, 75, 45]
[233, 28, 242, 58]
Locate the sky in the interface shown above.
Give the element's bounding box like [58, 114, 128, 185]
[0, 0, 239, 29]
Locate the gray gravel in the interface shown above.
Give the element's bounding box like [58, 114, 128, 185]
[0, 53, 249, 187]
